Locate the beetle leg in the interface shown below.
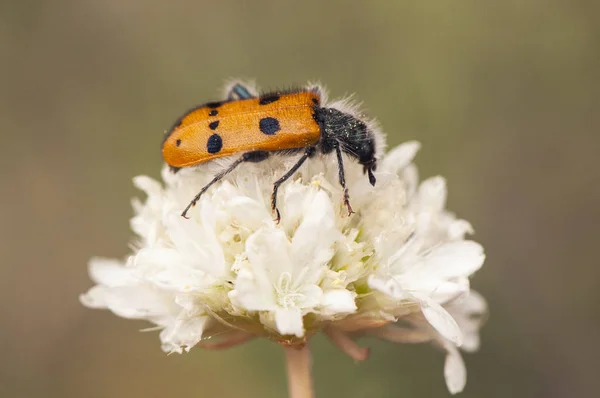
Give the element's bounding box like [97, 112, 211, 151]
[271, 147, 316, 223]
[181, 151, 269, 219]
[334, 143, 355, 216]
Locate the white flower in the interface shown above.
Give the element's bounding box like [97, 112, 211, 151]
[81, 85, 487, 393]
[228, 189, 357, 337]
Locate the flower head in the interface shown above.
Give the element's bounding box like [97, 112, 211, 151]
[81, 83, 486, 394]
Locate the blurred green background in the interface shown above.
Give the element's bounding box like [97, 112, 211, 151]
[1, 1, 598, 397]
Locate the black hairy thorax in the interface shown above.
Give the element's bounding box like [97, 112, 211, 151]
[313, 107, 377, 170]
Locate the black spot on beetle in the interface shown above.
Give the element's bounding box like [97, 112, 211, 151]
[209, 120, 220, 130]
[176, 139, 181, 147]
[207, 134, 223, 154]
[259, 93, 280, 105]
[259, 117, 281, 135]
[209, 109, 218, 116]
[205, 101, 222, 108]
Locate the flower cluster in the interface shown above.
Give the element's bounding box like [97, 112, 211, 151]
[81, 88, 486, 394]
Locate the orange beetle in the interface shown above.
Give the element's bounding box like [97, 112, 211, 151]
[163, 83, 379, 221]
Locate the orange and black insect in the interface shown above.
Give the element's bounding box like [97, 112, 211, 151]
[162, 82, 378, 221]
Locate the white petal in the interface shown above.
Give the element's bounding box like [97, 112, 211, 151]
[418, 176, 447, 211]
[166, 213, 225, 276]
[229, 268, 277, 311]
[401, 164, 419, 197]
[448, 219, 474, 239]
[133, 175, 163, 197]
[79, 286, 110, 308]
[368, 274, 405, 299]
[160, 315, 208, 354]
[291, 190, 338, 271]
[83, 285, 176, 319]
[411, 241, 485, 280]
[110, 287, 176, 319]
[381, 141, 421, 174]
[226, 196, 271, 230]
[133, 247, 186, 273]
[247, 227, 293, 276]
[164, 216, 205, 253]
[297, 283, 324, 308]
[88, 258, 137, 286]
[464, 290, 487, 314]
[446, 291, 487, 352]
[280, 181, 312, 222]
[230, 228, 297, 311]
[415, 293, 463, 346]
[320, 290, 357, 315]
[443, 341, 467, 394]
[442, 279, 472, 302]
[174, 294, 204, 316]
[146, 264, 210, 292]
[275, 307, 304, 337]
[460, 330, 481, 353]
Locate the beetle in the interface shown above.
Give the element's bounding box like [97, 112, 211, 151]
[162, 82, 379, 221]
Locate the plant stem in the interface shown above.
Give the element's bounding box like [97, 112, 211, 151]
[284, 344, 314, 398]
